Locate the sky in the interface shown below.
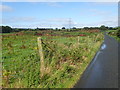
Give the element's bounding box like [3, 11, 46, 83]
[1, 2, 118, 28]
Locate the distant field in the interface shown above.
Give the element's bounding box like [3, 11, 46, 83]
[2, 30, 104, 88]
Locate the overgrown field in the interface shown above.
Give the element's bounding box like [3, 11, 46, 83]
[2, 30, 104, 88]
[107, 30, 120, 42]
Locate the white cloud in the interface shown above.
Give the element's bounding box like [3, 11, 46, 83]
[2, 17, 69, 24]
[89, 9, 111, 16]
[82, 18, 118, 27]
[45, 2, 62, 7]
[2, 17, 77, 28]
[45, 18, 69, 22]
[2, 17, 38, 24]
[66, 15, 118, 27]
[2, 0, 17, 1]
[79, 7, 117, 18]
[24, 2, 62, 7]
[1, 0, 119, 2]
[0, 4, 13, 12]
[38, 18, 76, 28]
[2, 16, 118, 28]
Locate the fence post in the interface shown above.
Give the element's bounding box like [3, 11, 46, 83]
[78, 36, 80, 45]
[37, 37, 45, 77]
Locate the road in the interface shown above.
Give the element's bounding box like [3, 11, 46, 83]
[73, 33, 118, 88]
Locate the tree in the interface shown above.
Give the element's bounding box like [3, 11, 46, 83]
[62, 27, 65, 29]
[72, 27, 76, 29]
[0, 26, 2, 33]
[100, 25, 108, 30]
[2, 26, 12, 33]
[108, 27, 113, 30]
[117, 27, 120, 38]
[84, 27, 89, 30]
[55, 28, 58, 30]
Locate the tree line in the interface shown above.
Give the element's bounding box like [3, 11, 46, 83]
[0, 25, 119, 33]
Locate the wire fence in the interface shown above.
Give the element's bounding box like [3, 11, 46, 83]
[2, 32, 104, 88]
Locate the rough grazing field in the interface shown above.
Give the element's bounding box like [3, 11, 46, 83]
[2, 30, 104, 88]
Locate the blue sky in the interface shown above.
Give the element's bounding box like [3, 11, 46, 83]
[1, 2, 118, 28]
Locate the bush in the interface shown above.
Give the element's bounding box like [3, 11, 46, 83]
[2, 26, 12, 33]
[117, 28, 120, 38]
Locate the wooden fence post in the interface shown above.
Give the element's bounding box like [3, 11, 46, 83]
[78, 36, 80, 45]
[37, 37, 45, 77]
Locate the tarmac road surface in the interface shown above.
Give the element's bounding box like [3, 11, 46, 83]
[73, 33, 118, 88]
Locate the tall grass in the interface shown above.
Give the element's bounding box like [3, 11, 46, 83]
[107, 30, 120, 42]
[2, 31, 104, 88]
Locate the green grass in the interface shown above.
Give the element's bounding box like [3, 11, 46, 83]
[2, 31, 104, 88]
[1, 32, 17, 35]
[111, 36, 120, 42]
[107, 30, 120, 42]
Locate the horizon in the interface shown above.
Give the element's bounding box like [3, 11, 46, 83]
[1, 25, 118, 29]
